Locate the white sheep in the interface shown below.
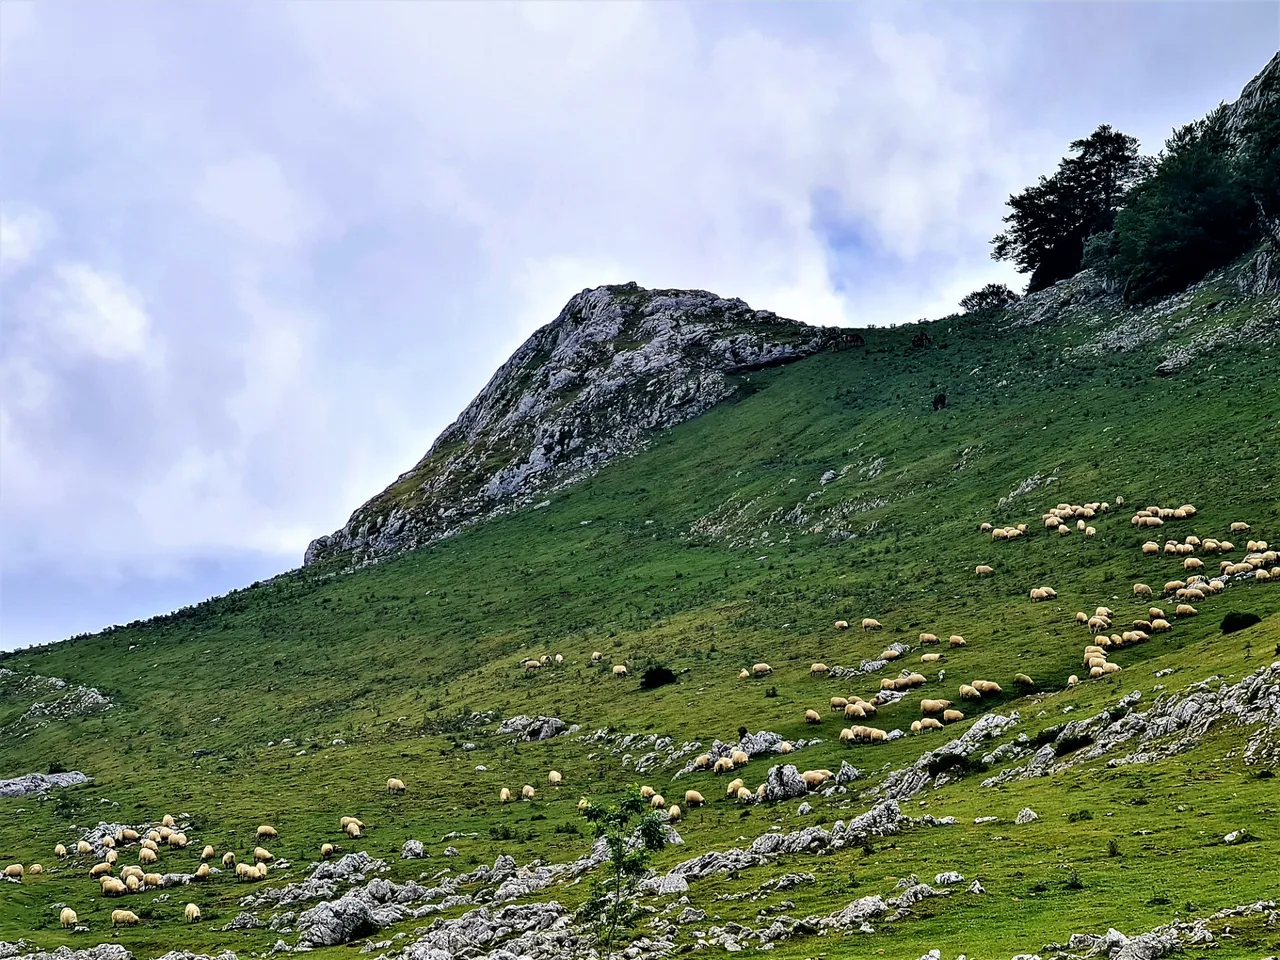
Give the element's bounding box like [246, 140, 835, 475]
[253, 846, 273, 863]
[548, 770, 562, 785]
[387, 777, 407, 794]
[752, 662, 773, 676]
[948, 635, 966, 647]
[861, 618, 883, 631]
[684, 790, 705, 807]
[60, 907, 78, 928]
[834, 619, 850, 630]
[522, 784, 536, 800]
[804, 709, 822, 724]
[810, 662, 829, 676]
[612, 664, 628, 677]
[321, 843, 335, 858]
[185, 903, 201, 923]
[111, 909, 140, 926]
[257, 825, 278, 840]
[975, 565, 995, 576]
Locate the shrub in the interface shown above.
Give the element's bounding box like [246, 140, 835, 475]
[1221, 611, 1262, 634]
[959, 283, 1020, 314]
[1067, 809, 1094, 822]
[47, 760, 67, 775]
[1066, 870, 1085, 890]
[1108, 839, 1122, 858]
[639, 664, 677, 690]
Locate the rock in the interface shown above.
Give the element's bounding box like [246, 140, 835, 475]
[796, 802, 812, 816]
[219, 912, 265, 931]
[0, 771, 92, 798]
[835, 761, 861, 785]
[974, 816, 998, 824]
[401, 840, 425, 859]
[638, 874, 689, 896]
[822, 895, 889, 928]
[967, 879, 986, 894]
[1016, 808, 1039, 824]
[305, 284, 834, 566]
[443, 847, 459, 858]
[497, 715, 568, 741]
[1, 947, 132, 960]
[934, 871, 964, 886]
[677, 907, 707, 924]
[1223, 829, 1254, 845]
[819, 470, 837, 485]
[762, 764, 808, 801]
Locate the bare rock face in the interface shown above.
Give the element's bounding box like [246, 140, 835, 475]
[304, 283, 833, 567]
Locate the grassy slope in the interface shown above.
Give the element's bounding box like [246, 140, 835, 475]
[1, 273, 1279, 957]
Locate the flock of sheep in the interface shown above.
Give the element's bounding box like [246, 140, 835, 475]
[6, 815, 373, 931]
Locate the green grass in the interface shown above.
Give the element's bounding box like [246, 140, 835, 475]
[1, 270, 1279, 957]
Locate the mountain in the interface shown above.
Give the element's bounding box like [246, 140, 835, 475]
[304, 284, 835, 567]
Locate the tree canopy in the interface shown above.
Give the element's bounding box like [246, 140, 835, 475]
[959, 283, 1020, 314]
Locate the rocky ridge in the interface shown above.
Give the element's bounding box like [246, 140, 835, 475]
[305, 283, 834, 566]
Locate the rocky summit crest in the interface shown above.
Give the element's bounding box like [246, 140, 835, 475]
[304, 282, 834, 566]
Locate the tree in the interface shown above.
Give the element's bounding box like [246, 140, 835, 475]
[959, 283, 1020, 314]
[578, 788, 668, 958]
[992, 125, 1146, 291]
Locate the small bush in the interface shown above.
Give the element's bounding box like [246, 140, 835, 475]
[1065, 870, 1085, 890]
[1221, 611, 1262, 634]
[1108, 839, 1122, 858]
[639, 665, 678, 690]
[47, 760, 67, 775]
[764, 686, 778, 699]
[1067, 809, 1094, 822]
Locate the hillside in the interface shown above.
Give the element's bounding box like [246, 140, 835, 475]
[2, 240, 1279, 959]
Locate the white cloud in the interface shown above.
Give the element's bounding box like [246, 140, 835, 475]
[37, 263, 154, 361]
[194, 153, 328, 249]
[0, 205, 55, 278]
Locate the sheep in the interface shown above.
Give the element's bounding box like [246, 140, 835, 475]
[1142, 541, 1160, 555]
[89, 861, 113, 879]
[612, 665, 628, 677]
[649, 794, 666, 809]
[844, 702, 866, 719]
[972, 680, 1002, 695]
[861, 618, 883, 631]
[522, 659, 542, 672]
[880, 649, 900, 660]
[76, 840, 92, 855]
[839, 726, 856, 742]
[195, 863, 210, 880]
[345, 824, 360, 838]
[804, 709, 822, 724]
[253, 846, 273, 863]
[162, 815, 175, 828]
[540, 655, 550, 666]
[694, 753, 712, 770]
[3, 864, 24, 880]
[1014, 673, 1035, 689]
[640, 785, 656, 799]
[684, 790, 705, 807]
[975, 565, 995, 576]
[185, 902, 201, 923]
[591, 651, 602, 662]
[736, 786, 754, 802]
[713, 757, 735, 774]
[738, 668, 751, 679]
[1075, 611, 1089, 623]
[202, 845, 216, 860]
[235, 862, 258, 881]
[920, 718, 943, 731]
[726, 777, 745, 797]
[810, 662, 830, 677]
[1045, 516, 1061, 529]
[730, 748, 749, 766]
[548, 770, 563, 785]
[910, 720, 922, 733]
[1231, 521, 1251, 533]
[920, 698, 952, 714]
[554, 654, 563, 665]
[942, 709, 965, 723]
[830, 696, 849, 711]
[257, 825, 278, 840]
[1149, 606, 1166, 620]
[921, 653, 942, 663]
[102, 836, 115, 849]
[168, 832, 188, 849]
[980, 522, 993, 532]
[667, 804, 682, 823]
[1030, 588, 1046, 601]
[1090, 666, 1105, 678]
[222, 852, 236, 868]
[1058, 525, 1071, 536]
[53, 843, 67, 859]
[121, 828, 140, 843]
[1077, 518, 1087, 531]
[105, 849, 118, 865]
[800, 769, 833, 788]
[522, 784, 536, 800]
[60, 907, 78, 928]
[959, 684, 981, 699]
[919, 632, 940, 645]
[1067, 675, 1079, 688]
[1164, 580, 1185, 594]
[1133, 583, 1153, 597]
[321, 843, 335, 858]
[1175, 604, 1198, 617]
[111, 909, 140, 927]
[948, 634, 966, 647]
[1085, 526, 1097, 537]
[1103, 662, 1122, 674]
[387, 777, 407, 794]
[1151, 618, 1172, 632]
[752, 662, 773, 676]
[139, 848, 158, 865]
[1184, 557, 1204, 571]
[834, 620, 850, 630]
[101, 877, 127, 896]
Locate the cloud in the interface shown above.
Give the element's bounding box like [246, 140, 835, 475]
[36, 263, 154, 361]
[194, 153, 329, 249]
[0, 205, 55, 277]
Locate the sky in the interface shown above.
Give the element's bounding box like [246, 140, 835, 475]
[0, 1, 1276, 651]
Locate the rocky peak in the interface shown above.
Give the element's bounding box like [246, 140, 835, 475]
[304, 282, 834, 566]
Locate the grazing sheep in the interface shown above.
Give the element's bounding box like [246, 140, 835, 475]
[731, 749, 750, 766]
[168, 832, 188, 849]
[522, 659, 541, 672]
[387, 777, 407, 794]
[810, 662, 829, 677]
[861, 618, 883, 631]
[1142, 541, 1160, 555]
[919, 718, 943, 731]
[1014, 673, 1035, 688]
[834, 620, 850, 630]
[522, 785, 536, 800]
[235, 862, 257, 881]
[1150, 618, 1172, 632]
[839, 726, 855, 742]
[4, 864, 25, 880]
[554, 654, 563, 665]
[1103, 662, 1122, 674]
[980, 522, 993, 532]
[972, 680, 1002, 695]
[1075, 611, 1089, 623]
[1184, 557, 1204, 571]
[139, 848, 158, 865]
[1058, 525, 1071, 536]
[100, 877, 127, 896]
[540, 655, 550, 666]
[805, 709, 822, 724]
[76, 840, 92, 855]
[975, 565, 995, 576]
[650, 794, 666, 809]
[1089, 665, 1106, 678]
[111, 909, 141, 927]
[222, 852, 236, 867]
[194, 863, 210, 880]
[694, 753, 712, 770]
[1175, 604, 1198, 617]
[321, 843, 335, 858]
[121, 829, 139, 843]
[800, 769, 833, 788]
[1164, 580, 1185, 594]
[257, 825, 278, 840]
[942, 709, 965, 723]
[959, 684, 981, 699]
[201, 845, 216, 860]
[736, 787, 754, 802]
[347, 822, 362, 838]
[921, 652, 942, 663]
[640, 785, 656, 799]
[726, 778, 745, 797]
[752, 662, 773, 676]
[253, 847, 273, 863]
[830, 696, 849, 711]
[713, 757, 735, 774]
[54, 843, 67, 858]
[1067, 674, 1079, 688]
[667, 804, 682, 823]
[548, 770, 562, 785]
[60, 907, 78, 928]
[185, 902, 201, 923]
[881, 649, 901, 660]
[910, 720, 923, 733]
[844, 702, 867, 720]
[1133, 583, 1153, 597]
[921, 699, 952, 714]
[684, 790, 705, 807]
[105, 849, 118, 865]
[591, 651, 602, 663]
[919, 632, 940, 645]
[1085, 526, 1096, 537]
[162, 815, 175, 828]
[1231, 521, 1251, 533]
[613, 665, 628, 677]
[737, 668, 751, 679]
[102, 836, 115, 849]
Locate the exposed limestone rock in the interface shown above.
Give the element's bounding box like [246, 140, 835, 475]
[0, 771, 91, 798]
[497, 715, 567, 741]
[305, 283, 833, 567]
